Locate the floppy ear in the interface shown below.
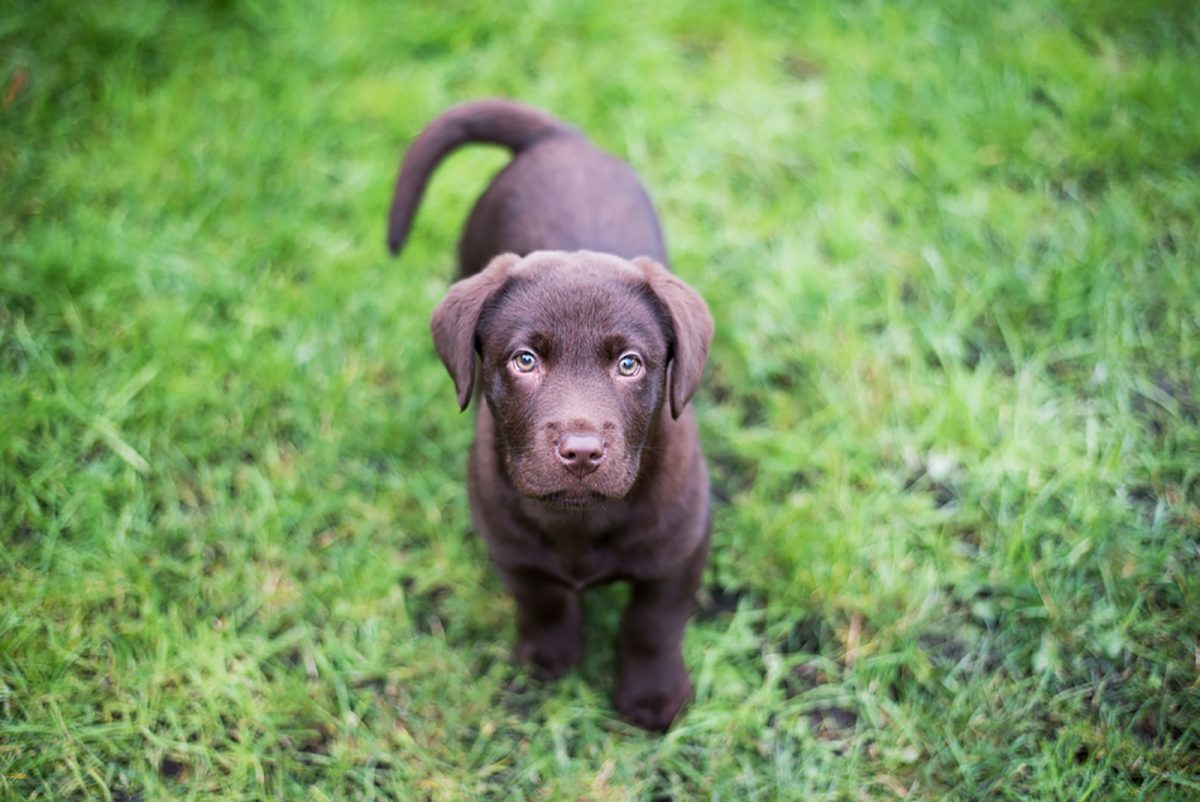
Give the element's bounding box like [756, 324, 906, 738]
[429, 253, 520, 410]
[634, 257, 714, 419]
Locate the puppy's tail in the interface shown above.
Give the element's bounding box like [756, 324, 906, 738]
[387, 99, 574, 256]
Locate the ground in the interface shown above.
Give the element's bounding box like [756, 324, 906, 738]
[2, 0, 1198, 799]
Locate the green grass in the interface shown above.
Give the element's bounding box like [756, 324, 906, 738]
[3, 0, 1198, 798]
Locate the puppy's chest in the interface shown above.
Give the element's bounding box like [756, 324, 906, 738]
[488, 499, 666, 588]
[512, 526, 639, 589]
[538, 530, 626, 588]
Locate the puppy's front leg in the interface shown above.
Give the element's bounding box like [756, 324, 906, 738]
[499, 566, 585, 679]
[614, 542, 708, 731]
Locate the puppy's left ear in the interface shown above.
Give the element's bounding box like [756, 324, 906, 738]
[635, 257, 714, 419]
[430, 253, 520, 410]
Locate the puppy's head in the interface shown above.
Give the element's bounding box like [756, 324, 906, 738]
[430, 250, 712, 508]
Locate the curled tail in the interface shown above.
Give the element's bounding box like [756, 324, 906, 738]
[386, 98, 574, 256]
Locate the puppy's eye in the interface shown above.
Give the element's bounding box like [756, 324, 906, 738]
[616, 354, 642, 377]
[512, 351, 538, 373]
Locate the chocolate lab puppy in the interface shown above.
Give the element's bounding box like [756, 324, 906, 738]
[387, 99, 713, 731]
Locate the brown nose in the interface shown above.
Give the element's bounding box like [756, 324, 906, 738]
[556, 432, 606, 477]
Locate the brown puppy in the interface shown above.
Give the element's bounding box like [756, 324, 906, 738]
[388, 99, 712, 731]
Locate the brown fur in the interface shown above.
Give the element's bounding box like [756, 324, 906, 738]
[388, 100, 713, 731]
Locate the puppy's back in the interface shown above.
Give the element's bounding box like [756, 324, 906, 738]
[387, 99, 667, 276]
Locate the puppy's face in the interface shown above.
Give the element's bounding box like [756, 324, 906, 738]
[476, 259, 669, 506]
[431, 251, 713, 509]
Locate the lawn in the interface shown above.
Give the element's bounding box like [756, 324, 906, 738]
[2, 0, 1198, 799]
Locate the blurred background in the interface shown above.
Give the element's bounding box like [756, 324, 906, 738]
[2, 1, 1197, 798]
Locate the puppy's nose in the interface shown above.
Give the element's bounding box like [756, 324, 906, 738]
[556, 432, 606, 477]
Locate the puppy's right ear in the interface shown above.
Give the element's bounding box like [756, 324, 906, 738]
[430, 253, 520, 410]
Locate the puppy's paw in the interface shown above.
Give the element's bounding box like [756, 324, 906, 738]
[516, 633, 584, 680]
[614, 670, 693, 732]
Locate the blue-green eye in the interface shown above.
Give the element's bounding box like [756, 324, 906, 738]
[617, 354, 642, 377]
[512, 351, 538, 373]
